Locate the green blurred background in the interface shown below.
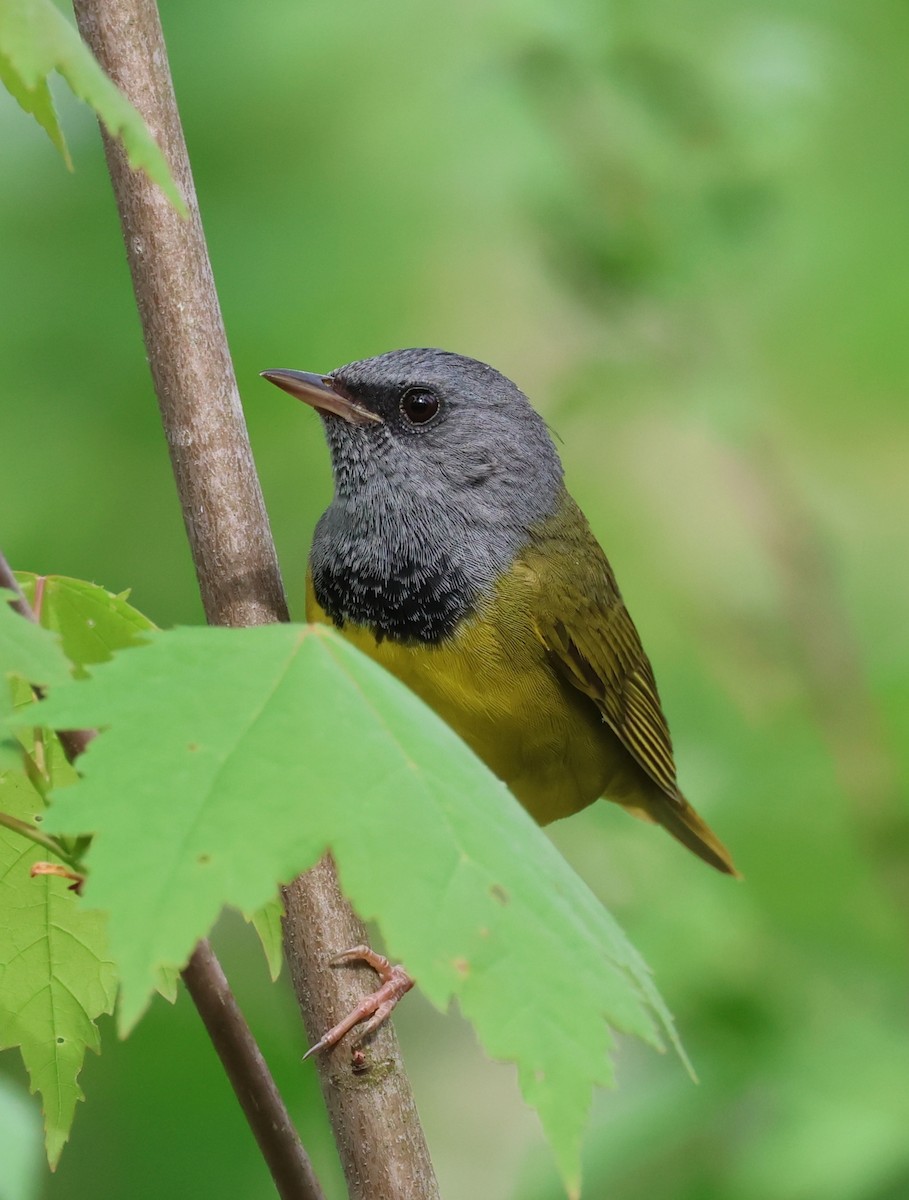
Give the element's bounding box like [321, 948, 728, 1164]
[2, 0, 907, 1197]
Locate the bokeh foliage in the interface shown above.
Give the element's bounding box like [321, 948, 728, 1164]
[1, 0, 906, 1198]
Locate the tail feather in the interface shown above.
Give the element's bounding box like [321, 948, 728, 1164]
[647, 793, 740, 877]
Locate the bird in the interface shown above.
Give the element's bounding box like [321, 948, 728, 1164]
[261, 348, 737, 1050]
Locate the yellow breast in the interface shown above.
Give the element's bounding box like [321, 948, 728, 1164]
[305, 566, 618, 824]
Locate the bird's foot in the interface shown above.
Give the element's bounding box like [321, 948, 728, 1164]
[302, 944, 414, 1060]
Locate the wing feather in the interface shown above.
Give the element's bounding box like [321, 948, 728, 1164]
[527, 499, 681, 802]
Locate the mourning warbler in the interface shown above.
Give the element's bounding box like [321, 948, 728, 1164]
[262, 349, 736, 875]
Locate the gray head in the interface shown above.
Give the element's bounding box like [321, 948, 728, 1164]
[261, 348, 564, 643]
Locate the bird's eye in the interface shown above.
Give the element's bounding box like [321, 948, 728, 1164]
[400, 388, 440, 425]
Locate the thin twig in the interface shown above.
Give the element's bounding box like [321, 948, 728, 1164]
[0, 549, 325, 1200]
[0, 555, 35, 623]
[182, 941, 327, 1200]
[68, 2, 439, 1196]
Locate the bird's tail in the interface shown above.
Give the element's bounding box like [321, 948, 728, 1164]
[646, 792, 740, 877]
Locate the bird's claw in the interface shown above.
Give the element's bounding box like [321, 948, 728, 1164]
[302, 944, 413, 1061]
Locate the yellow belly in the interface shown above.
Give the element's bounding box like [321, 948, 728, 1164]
[306, 568, 620, 824]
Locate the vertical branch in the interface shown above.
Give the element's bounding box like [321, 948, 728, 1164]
[69, 1, 439, 1196]
[73, 2, 284, 631]
[282, 860, 440, 1199]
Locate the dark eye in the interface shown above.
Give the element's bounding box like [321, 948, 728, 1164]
[400, 387, 440, 425]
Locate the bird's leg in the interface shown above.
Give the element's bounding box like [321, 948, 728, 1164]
[302, 944, 414, 1060]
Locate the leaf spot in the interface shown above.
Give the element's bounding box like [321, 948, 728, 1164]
[453, 957, 470, 977]
[490, 883, 509, 905]
[196, 853, 211, 865]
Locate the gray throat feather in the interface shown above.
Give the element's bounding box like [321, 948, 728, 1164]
[308, 348, 564, 644]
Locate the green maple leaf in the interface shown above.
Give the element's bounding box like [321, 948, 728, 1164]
[0, 589, 70, 694]
[0, 43, 69, 166]
[15, 574, 154, 674]
[32, 621, 685, 1189]
[0, 576, 169, 1166]
[247, 895, 285, 982]
[0, 0, 184, 211]
[14, 573, 173, 1009]
[0, 767, 116, 1168]
[0, 588, 71, 763]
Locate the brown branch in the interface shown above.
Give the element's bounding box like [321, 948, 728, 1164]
[0, 551, 324, 1200]
[68, 2, 440, 1197]
[282, 860, 440, 1198]
[182, 941, 327, 1200]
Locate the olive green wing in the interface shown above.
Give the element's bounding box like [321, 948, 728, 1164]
[527, 502, 681, 801]
[520, 497, 738, 875]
